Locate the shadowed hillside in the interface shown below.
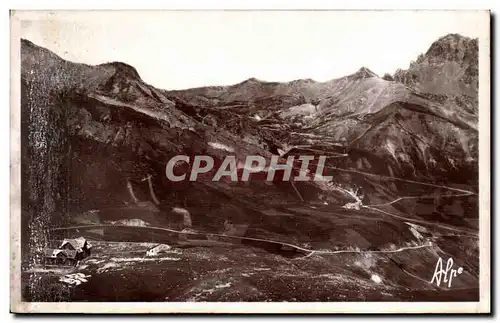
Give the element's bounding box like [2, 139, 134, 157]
[20, 34, 479, 302]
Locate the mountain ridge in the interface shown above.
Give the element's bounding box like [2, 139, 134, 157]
[20, 32, 478, 257]
[20, 33, 480, 302]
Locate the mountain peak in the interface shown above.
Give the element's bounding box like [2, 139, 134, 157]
[353, 67, 378, 79]
[425, 33, 478, 63]
[21, 38, 38, 48]
[242, 77, 262, 84]
[433, 33, 474, 44]
[21, 38, 64, 63]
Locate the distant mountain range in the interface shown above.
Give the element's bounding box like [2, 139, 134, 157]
[20, 33, 479, 253]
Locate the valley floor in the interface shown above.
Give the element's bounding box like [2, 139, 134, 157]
[22, 222, 479, 302]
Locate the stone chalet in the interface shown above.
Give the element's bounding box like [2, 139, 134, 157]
[43, 237, 92, 266]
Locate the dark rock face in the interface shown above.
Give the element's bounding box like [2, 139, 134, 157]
[20, 34, 479, 301]
[394, 34, 478, 98]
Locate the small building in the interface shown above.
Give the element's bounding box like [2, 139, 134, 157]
[59, 237, 92, 258]
[64, 250, 79, 264]
[43, 248, 79, 266]
[44, 248, 68, 265]
[44, 237, 92, 266]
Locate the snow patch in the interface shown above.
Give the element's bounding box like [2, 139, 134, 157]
[354, 254, 376, 271]
[343, 201, 361, 210]
[60, 272, 92, 285]
[215, 282, 232, 289]
[370, 274, 382, 284]
[208, 142, 235, 152]
[409, 227, 424, 240]
[385, 140, 397, 161]
[405, 222, 429, 240]
[146, 244, 172, 256]
[109, 218, 150, 227]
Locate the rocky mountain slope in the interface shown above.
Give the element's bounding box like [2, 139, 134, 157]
[167, 35, 478, 186]
[394, 34, 478, 98]
[21, 34, 479, 301]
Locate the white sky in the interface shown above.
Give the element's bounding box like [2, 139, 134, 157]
[18, 10, 486, 90]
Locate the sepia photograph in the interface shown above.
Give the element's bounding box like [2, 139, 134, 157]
[9, 9, 490, 313]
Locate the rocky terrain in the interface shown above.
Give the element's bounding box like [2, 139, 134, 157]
[20, 34, 479, 301]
